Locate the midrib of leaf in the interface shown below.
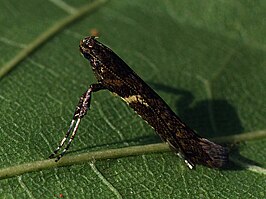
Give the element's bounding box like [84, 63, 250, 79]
[0, 0, 108, 79]
[0, 130, 265, 180]
[213, 130, 266, 143]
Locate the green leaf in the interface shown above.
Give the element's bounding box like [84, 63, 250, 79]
[0, 0, 265, 198]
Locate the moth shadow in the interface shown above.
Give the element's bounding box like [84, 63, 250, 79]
[149, 82, 243, 137]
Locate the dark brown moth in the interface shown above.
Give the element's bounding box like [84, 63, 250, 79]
[49, 36, 228, 168]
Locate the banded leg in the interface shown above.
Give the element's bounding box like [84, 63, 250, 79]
[49, 83, 105, 161]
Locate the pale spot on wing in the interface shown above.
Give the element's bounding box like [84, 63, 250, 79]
[122, 95, 149, 107]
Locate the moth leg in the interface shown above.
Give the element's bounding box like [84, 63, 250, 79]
[49, 83, 105, 161]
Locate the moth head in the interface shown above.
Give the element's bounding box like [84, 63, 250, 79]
[79, 36, 114, 69]
[79, 36, 98, 59]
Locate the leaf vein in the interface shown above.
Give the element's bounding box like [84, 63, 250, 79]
[48, 0, 77, 14]
[0, 0, 108, 79]
[90, 162, 123, 199]
[17, 176, 36, 199]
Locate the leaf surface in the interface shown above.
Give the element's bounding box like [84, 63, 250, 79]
[0, 0, 265, 198]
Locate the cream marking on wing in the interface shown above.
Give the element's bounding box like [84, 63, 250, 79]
[123, 95, 149, 107]
[90, 162, 123, 199]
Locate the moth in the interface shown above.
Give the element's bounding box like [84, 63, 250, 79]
[49, 36, 228, 169]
